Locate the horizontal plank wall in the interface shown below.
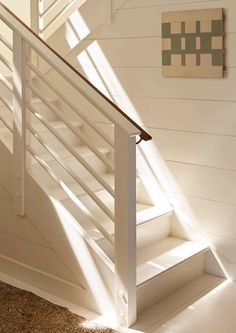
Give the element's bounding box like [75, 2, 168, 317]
[44, 0, 236, 279]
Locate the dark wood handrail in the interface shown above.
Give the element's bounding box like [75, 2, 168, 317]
[0, 2, 152, 143]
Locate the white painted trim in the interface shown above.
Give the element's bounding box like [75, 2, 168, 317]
[115, 127, 137, 327]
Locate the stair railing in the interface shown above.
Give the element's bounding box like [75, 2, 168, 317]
[0, 2, 151, 327]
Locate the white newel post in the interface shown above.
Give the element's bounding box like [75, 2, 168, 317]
[114, 126, 137, 327]
[13, 32, 28, 216]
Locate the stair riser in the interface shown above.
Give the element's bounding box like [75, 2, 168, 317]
[137, 214, 171, 250]
[137, 251, 207, 314]
[63, 198, 114, 239]
[82, 123, 113, 151]
[50, 176, 114, 201]
[136, 181, 153, 204]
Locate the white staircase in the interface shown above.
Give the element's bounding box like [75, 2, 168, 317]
[0, 1, 226, 328]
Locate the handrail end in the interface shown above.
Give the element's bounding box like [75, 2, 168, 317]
[140, 132, 152, 142]
[136, 132, 152, 145]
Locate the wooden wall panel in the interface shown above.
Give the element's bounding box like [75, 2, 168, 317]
[149, 129, 236, 170]
[167, 193, 236, 239]
[91, 1, 236, 39]
[48, 66, 236, 101]
[165, 161, 236, 204]
[121, 0, 222, 9]
[0, 200, 49, 247]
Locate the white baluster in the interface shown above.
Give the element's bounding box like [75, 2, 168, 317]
[13, 33, 28, 216]
[114, 126, 137, 327]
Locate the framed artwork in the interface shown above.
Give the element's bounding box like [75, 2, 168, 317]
[162, 8, 224, 78]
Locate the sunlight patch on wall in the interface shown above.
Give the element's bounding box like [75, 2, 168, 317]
[69, 10, 90, 41]
[65, 21, 81, 49]
[78, 50, 112, 98]
[64, 9, 91, 50]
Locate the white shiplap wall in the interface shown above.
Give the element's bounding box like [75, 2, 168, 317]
[0, 142, 85, 285]
[53, 0, 236, 278]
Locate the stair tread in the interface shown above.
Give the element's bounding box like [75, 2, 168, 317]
[97, 236, 208, 285]
[63, 197, 154, 238]
[137, 236, 208, 285]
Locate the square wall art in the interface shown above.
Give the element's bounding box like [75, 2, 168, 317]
[162, 8, 224, 78]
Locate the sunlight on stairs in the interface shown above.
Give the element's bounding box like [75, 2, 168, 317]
[0, 1, 229, 328]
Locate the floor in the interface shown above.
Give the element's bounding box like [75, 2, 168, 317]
[0, 280, 115, 333]
[0, 270, 235, 333]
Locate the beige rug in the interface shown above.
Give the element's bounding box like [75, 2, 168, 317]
[0, 281, 115, 333]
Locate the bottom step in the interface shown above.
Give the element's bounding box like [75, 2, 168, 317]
[137, 244, 211, 314]
[133, 273, 225, 332]
[137, 237, 208, 285]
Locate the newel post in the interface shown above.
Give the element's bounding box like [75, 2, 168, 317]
[13, 32, 28, 216]
[114, 126, 137, 327]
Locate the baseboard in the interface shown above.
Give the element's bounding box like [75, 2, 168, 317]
[0, 254, 99, 314]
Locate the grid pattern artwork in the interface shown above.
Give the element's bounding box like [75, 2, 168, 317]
[162, 8, 224, 78]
